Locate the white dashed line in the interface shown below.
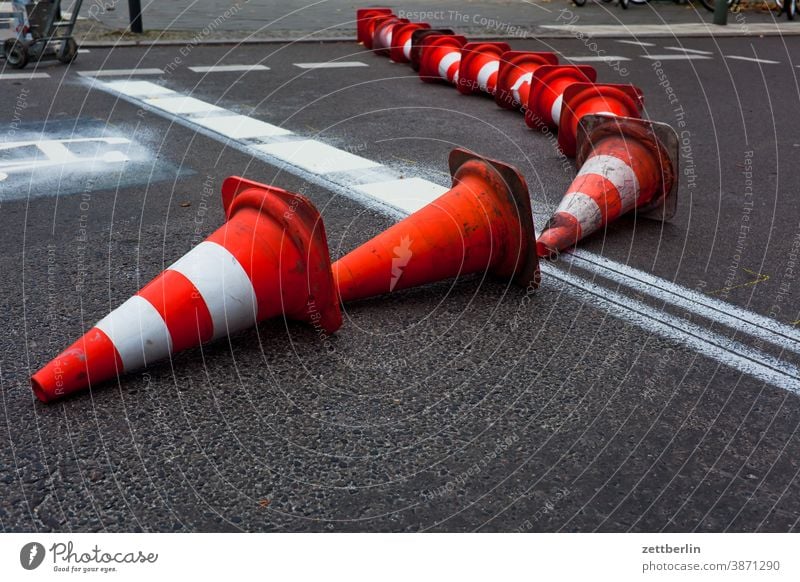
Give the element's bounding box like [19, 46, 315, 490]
[89, 79, 800, 394]
[0, 72, 50, 80]
[77, 68, 163, 77]
[664, 46, 714, 55]
[144, 95, 225, 115]
[294, 62, 369, 69]
[188, 64, 270, 73]
[640, 54, 712, 61]
[563, 55, 631, 62]
[616, 40, 656, 47]
[725, 55, 780, 64]
[193, 114, 291, 138]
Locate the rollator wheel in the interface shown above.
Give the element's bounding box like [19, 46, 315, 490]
[56, 38, 78, 64]
[4, 39, 29, 69]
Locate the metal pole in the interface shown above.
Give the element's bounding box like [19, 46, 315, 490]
[713, 0, 728, 25]
[129, 0, 143, 33]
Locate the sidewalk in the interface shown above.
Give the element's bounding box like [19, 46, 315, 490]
[61, 0, 798, 43]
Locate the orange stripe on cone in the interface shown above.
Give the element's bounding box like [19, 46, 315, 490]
[418, 33, 468, 85]
[356, 8, 393, 46]
[31, 178, 342, 403]
[536, 114, 679, 258]
[524, 65, 597, 130]
[495, 51, 559, 110]
[333, 149, 540, 303]
[557, 83, 644, 158]
[456, 42, 511, 96]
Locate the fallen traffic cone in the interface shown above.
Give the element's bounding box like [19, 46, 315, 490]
[31, 177, 342, 403]
[557, 82, 644, 158]
[333, 148, 541, 303]
[536, 114, 679, 258]
[357, 7, 393, 46]
[456, 42, 511, 96]
[389, 21, 431, 63]
[372, 15, 410, 56]
[409, 28, 455, 71]
[495, 51, 559, 110]
[524, 65, 597, 130]
[419, 33, 468, 85]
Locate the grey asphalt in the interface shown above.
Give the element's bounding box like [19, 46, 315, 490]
[1, 34, 799, 532]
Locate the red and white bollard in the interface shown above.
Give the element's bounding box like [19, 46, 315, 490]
[389, 21, 431, 63]
[419, 33, 468, 85]
[557, 83, 644, 157]
[524, 65, 597, 130]
[536, 114, 679, 257]
[456, 42, 511, 96]
[495, 51, 559, 110]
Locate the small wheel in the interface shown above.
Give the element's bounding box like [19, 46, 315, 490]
[56, 37, 78, 64]
[620, 0, 630, 8]
[4, 39, 29, 69]
[573, 0, 587, 6]
[601, 0, 615, 3]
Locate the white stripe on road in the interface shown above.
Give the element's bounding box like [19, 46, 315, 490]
[77, 68, 164, 77]
[188, 64, 270, 73]
[168, 241, 258, 340]
[255, 140, 380, 174]
[640, 54, 711, 61]
[101, 79, 175, 97]
[193, 114, 291, 138]
[725, 55, 780, 64]
[294, 61, 369, 69]
[564, 55, 631, 62]
[577, 155, 640, 212]
[356, 178, 449, 214]
[0, 72, 49, 80]
[664, 46, 713, 55]
[95, 295, 173, 371]
[616, 40, 655, 47]
[145, 95, 225, 115]
[89, 79, 800, 393]
[476, 60, 499, 92]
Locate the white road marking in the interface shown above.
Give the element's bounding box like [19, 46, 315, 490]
[89, 79, 800, 393]
[78, 49, 90, 54]
[193, 114, 291, 139]
[664, 46, 713, 55]
[725, 55, 780, 65]
[640, 54, 712, 61]
[145, 95, 225, 115]
[616, 40, 655, 47]
[293, 61, 369, 69]
[255, 140, 380, 174]
[0, 72, 49, 80]
[77, 68, 164, 77]
[356, 178, 449, 214]
[542, 22, 799, 36]
[563, 55, 631, 62]
[188, 64, 270, 73]
[101, 79, 175, 98]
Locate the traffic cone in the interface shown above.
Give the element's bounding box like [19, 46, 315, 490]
[372, 15, 410, 56]
[524, 65, 597, 130]
[357, 7, 393, 46]
[495, 51, 559, 110]
[419, 33, 468, 85]
[536, 114, 679, 258]
[557, 83, 644, 158]
[456, 42, 511, 96]
[409, 28, 455, 71]
[30, 178, 342, 403]
[333, 148, 541, 303]
[389, 21, 431, 63]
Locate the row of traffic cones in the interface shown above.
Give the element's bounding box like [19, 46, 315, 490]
[356, 7, 679, 257]
[31, 150, 539, 403]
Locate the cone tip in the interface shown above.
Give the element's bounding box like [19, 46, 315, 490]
[30, 374, 54, 403]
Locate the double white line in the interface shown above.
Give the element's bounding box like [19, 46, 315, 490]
[89, 78, 800, 395]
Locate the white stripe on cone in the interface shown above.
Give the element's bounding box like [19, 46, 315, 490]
[168, 241, 259, 340]
[437, 52, 461, 81]
[511, 72, 532, 104]
[403, 39, 412, 59]
[577, 155, 640, 212]
[550, 94, 564, 126]
[555, 192, 603, 236]
[476, 60, 499, 92]
[95, 295, 173, 371]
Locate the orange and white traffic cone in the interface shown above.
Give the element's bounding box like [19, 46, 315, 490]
[557, 82, 644, 158]
[357, 8, 393, 47]
[419, 33, 468, 85]
[389, 21, 431, 63]
[333, 149, 541, 303]
[408, 28, 456, 71]
[494, 51, 559, 110]
[31, 178, 342, 402]
[456, 42, 511, 96]
[372, 15, 410, 56]
[524, 65, 597, 130]
[536, 114, 679, 258]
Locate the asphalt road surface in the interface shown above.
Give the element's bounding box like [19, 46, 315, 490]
[1, 33, 800, 532]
